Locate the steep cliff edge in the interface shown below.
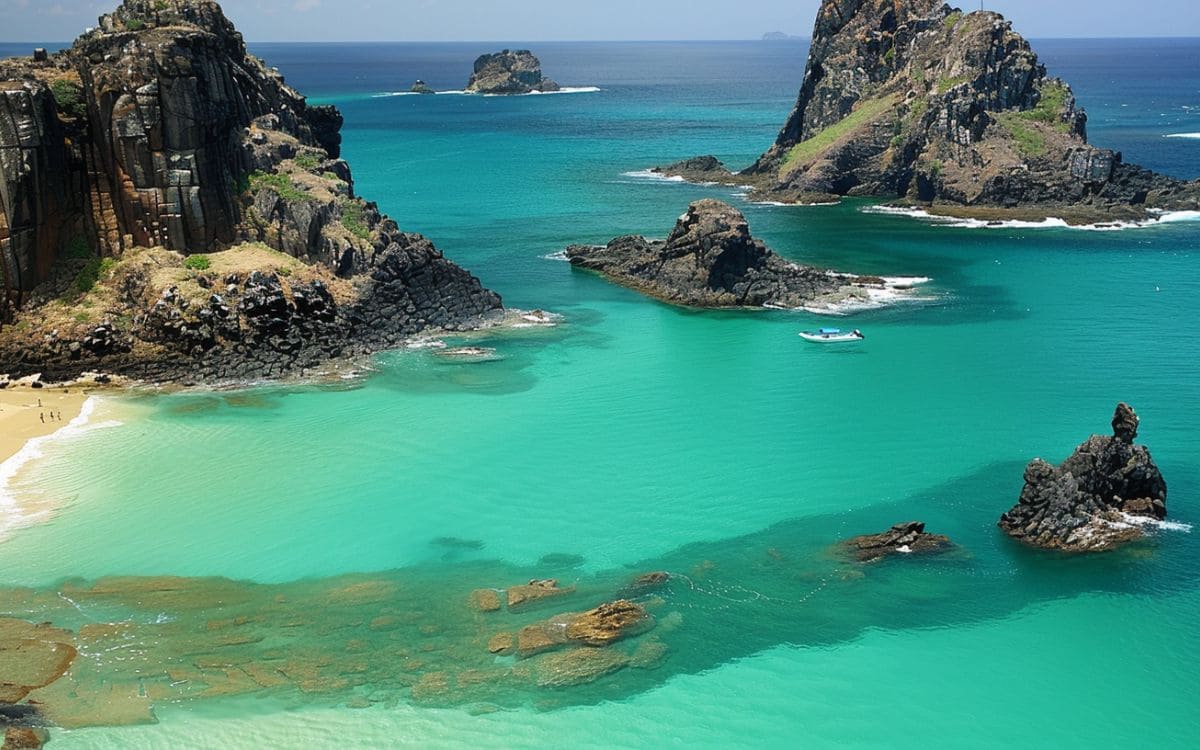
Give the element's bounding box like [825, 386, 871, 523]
[0, 0, 502, 382]
[659, 1, 1200, 222]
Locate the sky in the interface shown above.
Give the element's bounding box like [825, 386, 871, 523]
[1, 0, 1198, 42]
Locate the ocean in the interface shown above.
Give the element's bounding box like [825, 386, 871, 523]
[1, 39, 1199, 748]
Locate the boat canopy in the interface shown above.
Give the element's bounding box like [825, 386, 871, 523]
[818, 328, 842, 334]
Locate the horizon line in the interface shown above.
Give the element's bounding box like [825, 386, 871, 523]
[4, 35, 1200, 45]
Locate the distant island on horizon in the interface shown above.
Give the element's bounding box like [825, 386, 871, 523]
[761, 31, 804, 41]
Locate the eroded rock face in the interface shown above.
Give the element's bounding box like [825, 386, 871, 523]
[465, 50, 559, 95]
[565, 199, 884, 308]
[0, 0, 503, 378]
[842, 521, 953, 562]
[999, 404, 1168, 552]
[668, 2, 1199, 218]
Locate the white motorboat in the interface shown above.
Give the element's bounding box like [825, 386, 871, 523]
[799, 327, 864, 343]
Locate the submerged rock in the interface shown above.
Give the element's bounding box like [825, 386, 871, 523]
[534, 648, 630, 688]
[465, 50, 559, 95]
[506, 579, 575, 609]
[509, 600, 653, 658]
[652, 156, 735, 183]
[565, 199, 902, 309]
[2, 727, 49, 750]
[842, 522, 953, 562]
[999, 404, 1168, 552]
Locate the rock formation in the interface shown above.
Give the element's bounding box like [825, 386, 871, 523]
[411, 80, 435, 95]
[565, 199, 916, 309]
[465, 50, 559, 95]
[999, 404, 1168, 552]
[842, 521, 952, 562]
[509, 600, 653, 658]
[0, 0, 502, 382]
[658, 2, 1200, 221]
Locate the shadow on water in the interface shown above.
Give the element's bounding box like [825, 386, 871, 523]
[3, 463, 1194, 727]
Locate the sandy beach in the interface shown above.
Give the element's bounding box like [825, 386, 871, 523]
[0, 387, 91, 465]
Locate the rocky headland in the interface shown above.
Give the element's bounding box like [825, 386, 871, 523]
[564, 198, 923, 310]
[999, 404, 1168, 552]
[655, 1, 1200, 223]
[0, 0, 503, 385]
[465, 50, 560, 95]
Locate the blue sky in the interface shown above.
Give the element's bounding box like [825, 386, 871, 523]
[2, 0, 1198, 41]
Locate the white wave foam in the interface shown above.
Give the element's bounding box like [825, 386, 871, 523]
[749, 199, 841, 207]
[375, 87, 599, 98]
[0, 397, 121, 539]
[621, 169, 688, 183]
[800, 275, 933, 314]
[1164, 132, 1200, 139]
[1119, 513, 1193, 533]
[542, 250, 570, 262]
[862, 205, 1200, 232]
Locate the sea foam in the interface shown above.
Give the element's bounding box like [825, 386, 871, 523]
[862, 205, 1200, 231]
[0, 397, 121, 540]
[1164, 132, 1200, 139]
[376, 87, 600, 98]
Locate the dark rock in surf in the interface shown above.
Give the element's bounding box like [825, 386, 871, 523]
[998, 403, 1168, 552]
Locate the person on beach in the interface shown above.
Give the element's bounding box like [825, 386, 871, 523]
[40, 412, 45, 423]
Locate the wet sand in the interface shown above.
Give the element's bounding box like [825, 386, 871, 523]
[0, 387, 90, 464]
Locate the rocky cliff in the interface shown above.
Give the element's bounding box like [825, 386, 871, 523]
[465, 50, 559, 95]
[659, 1, 1200, 221]
[564, 199, 919, 310]
[0, 0, 502, 382]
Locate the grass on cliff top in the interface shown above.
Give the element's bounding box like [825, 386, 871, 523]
[247, 171, 309, 202]
[782, 94, 900, 175]
[996, 114, 1047, 158]
[1013, 81, 1073, 132]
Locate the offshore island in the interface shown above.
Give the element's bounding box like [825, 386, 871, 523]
[655, 0, 1200, 223]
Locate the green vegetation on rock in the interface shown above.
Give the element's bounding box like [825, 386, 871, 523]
[944, 11, 962, 31]
[339, 199, 371, 240]
[782, 95, 899, 174]
[71, 257, 117, 296]
[1013, 81, 1072, 132]
[184, 255, 211, 271]
[248, 171, 309, 202]
[293, 153, 320, 170]
[937, 75, 970, 94]
[49, 78, 87, 119]
[997, 114, 1047, 157]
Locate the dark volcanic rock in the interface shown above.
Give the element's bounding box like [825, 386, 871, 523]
[652, 156, 735, 183]
[999, 404, 1168, 552]
[465, 50, 559, 95]
[565, 199, 876, 308]
[0, 0, 503, 380]
[842, 522, 953, 562]
[410, 80, 435, 95]
[668, 1, 1199, 219]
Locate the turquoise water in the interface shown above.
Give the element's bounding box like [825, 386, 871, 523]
[2, 40, 1200, 748]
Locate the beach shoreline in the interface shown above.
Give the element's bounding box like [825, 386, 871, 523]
[0, 386, 92, 465]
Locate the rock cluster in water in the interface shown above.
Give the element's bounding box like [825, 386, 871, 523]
[999, 404, 1168, 552]
[465, 50, 560, 94]
[565, 199, 898, 309]
[658, 1, 1199, 221]
[0, 0, 501, 383]
[842, 521, 953, 562]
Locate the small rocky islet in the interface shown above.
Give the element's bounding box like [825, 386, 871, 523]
[654, 0, 1200, 223]
[565, 198, 921, 310]
[465, 50, 560, 95]
[999, 403, 1169, 553]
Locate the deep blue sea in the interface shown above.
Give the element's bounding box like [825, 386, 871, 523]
[1, 37, 1199, 749]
